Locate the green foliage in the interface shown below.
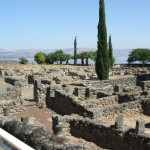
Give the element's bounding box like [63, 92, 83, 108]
[112, 57, 115, 65]
[78, 52, 86, 65]
[87, 51, 96, 61]
[78, 51, 96, 66]
[19, 57, 28, 64]
[34, 52, 46, 64]
[74, 36, 77, 65]
[51, 50, 66, 64]
[64, 54, 72, 64]
[37, 50, 72, 65]
[127, 48, 150, 65]
[108, 35, 114, 68]
[84, 51, 96, 66]
[89, 51, 97, 62]
[45, 53, 55, 64]
[95, 0, 109, 80]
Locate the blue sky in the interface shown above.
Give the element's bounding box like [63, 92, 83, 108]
[0, 0, 150, 51]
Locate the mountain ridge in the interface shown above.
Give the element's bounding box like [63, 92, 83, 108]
[0, 48, 131, 58]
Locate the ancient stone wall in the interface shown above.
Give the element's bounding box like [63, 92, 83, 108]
[52, 114, 150, 150]
[94, 100, 143, 120]
[34, 79, 51, 104]
[46, 87, 147, 120]
[111, 66, 150, 76]
[69, 116, 150, 150]
[90, 77, 136, 88]
[141, 99, 150, 116]
[46, 89, 94, 118]
[0, 117, 84, 150]
[0, 83, 21, 114]
[5, 77, 28, 87]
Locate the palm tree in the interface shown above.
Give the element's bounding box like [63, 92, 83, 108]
[65, 54, 72, 64]
[78, 52, 86, 66]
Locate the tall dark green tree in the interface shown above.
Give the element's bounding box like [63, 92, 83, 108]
[108, 35, 113, 68]
[95, 0, 109, 80]
[74, 36, 77, 65]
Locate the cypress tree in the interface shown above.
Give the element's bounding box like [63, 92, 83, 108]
[74, 36, 77, 65]
[108, 35, 113, 68]
[95, 0, 109, 80]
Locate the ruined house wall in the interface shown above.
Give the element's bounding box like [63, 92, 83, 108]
[46, 88, 146, 120]
[34, 79, 51, 104]
[0, 117, 84, 150]
[5, 77, 28, 87]
[90, 77, 136, 88]
[46, 89, 94, 118]
[68, 116, 150, 150]
[0, 83, 21, 114]
[141, 99, 150, 116]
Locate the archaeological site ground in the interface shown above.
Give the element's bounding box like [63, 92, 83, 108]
[0, 63, 150, 150]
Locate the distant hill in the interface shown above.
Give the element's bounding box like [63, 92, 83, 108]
[0, 48, 131, 59]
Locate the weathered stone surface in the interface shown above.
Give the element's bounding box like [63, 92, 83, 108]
[135, 118, 145, 134]
[114, 84, 123, 93]
[4, 107, 10, 116]
[115, 115, 124, 129]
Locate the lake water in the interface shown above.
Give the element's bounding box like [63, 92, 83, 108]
[0, 56, 128, 64]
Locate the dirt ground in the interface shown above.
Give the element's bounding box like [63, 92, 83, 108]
[11, 85, 56, 132]
[11, 105, 56, 132]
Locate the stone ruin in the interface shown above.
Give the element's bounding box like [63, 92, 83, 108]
[0, 65, 150, 150]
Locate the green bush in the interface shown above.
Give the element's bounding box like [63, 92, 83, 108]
[34, 52, 46, 64]
[19, 57, 28, 64]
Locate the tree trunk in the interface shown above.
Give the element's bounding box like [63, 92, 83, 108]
[81, 59, 84, 66]
[142, 61, 145, 67]
[66, 60, 68, 65]
[86, 58, 88, 66]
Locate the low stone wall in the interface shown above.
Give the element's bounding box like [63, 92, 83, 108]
[140, 81, 150, 91]
[28, 75, 34, 84]
[0, 117, 84, 150]
[90, 77, 136, 88]
[92, 100, 143, 120]
[5, 77, 28, 87]
[46, 91, 93, 117]
[47, 90, 144, 121]
[69, 116, 150, 150]
[117, 91, 142, 103]
[111, 66, 150, 76]
[46, 89, 94, 118]
[73, 86, 114, 99]
[141, 99, 150, 116]
[53, 114, 150, 150]
[0, 83, 21, 114]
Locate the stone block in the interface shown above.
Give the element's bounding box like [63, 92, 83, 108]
[21, 116, 35, 124]
[54, 125, 63, 136]
[21, 116, 29, 124]
[135, 118, 145, 134]
[115, 115, 124, 129]
[4, 107, 10, 116]
[114, 84, 123, 93]
[52, 135, 67, 143]
[41, 102, 46, 109]
[50, 91, 55, 98]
